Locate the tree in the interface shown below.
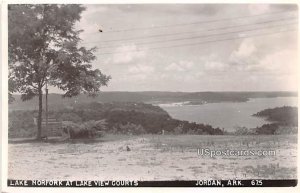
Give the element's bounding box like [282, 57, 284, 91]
[8, 4, 111, 140]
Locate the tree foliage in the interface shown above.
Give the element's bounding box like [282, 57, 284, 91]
[8, 4, 111, 139]
[8, 4, 110, 99]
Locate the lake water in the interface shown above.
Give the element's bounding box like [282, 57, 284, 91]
[160, 97, 298, 131]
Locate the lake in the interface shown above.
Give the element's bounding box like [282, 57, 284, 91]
[160, 97, 298, 131]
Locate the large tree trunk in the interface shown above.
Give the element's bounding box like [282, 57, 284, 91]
[37, 87, 43, 140]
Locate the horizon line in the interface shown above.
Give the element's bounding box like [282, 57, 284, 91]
[11, 90, 298, 95]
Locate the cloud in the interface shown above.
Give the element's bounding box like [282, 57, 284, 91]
[229, 39, 259, 67]
[204, 61, 228, 71]
[76, 5, 109, 39]
[128, 74, 148, 81]
[231, 39, 256, 59]
[165, 63, 185, 72]
[165, 61, 194, 72]
[228, 37, 298, 75]
[259, 49, 297, 74]
[114, 4, 222, 16]
[128, 64, 154, 74]
[270, 4, 298, 12]
[76, 4, 297, 92]
[85, 5, 108, 14]
[248, 4, 270, 15]
[112, 44, 146, 64]
[196, 54, 229, 72]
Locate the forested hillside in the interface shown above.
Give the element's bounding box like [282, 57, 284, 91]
[9, 102, 224, 138]
[252, 106, 298, 134]
[253, 106, 297, 126]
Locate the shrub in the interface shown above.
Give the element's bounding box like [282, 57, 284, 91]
[84, 119, 108, 131]
[174, 125, 183, 135]
[254, 123, 279, 135]
[234, 126, 254, 135]
[61, 120, 107, 139]
[59, 112, 82, 123]
[9, 110, 36, 138]
[115, 122, 146, 135]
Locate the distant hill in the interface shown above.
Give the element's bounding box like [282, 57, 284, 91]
[9, 91, 297, 111]
[252, 106, 298, 135]
[253, 106, 298, 126]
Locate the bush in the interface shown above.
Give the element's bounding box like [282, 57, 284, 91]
[84, 119, 108, 131]
[59, 112, 82, 123]
[9, 110, 36, 138]
[254, 123, 279, 135]
[82, 120, 107, 137]
[174, 125, 183, 135]
[61, 120, 107, 139]
[114, 122, 146, 135]
[234, 126, 255, 135]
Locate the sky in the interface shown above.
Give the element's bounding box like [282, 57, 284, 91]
[69, 4, 299, 92]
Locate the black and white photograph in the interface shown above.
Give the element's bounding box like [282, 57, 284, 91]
[2, 1, 299, 189]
